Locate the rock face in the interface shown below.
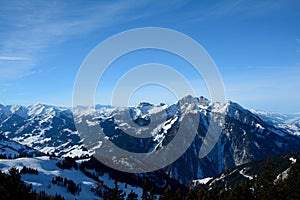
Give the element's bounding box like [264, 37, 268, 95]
[1, 96, 300, 184]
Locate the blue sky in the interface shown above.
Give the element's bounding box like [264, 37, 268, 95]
[0, 0, 299, 113]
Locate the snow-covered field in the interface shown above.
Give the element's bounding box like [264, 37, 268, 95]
[0, 156, 142, 200]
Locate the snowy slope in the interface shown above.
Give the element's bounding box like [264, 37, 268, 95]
[0, 156, 143, 200]
[0, 138, 42, 158]
[0, 103, 89, 157]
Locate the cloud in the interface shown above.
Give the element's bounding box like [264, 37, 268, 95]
[185, 0, 295, 23]
[0, 56, 30, 61]
[0, 1, 153, 80]
[0, 59, 35, 80]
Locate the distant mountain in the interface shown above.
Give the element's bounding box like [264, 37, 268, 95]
[0, 138, 42, 158]
[252, 110, 300, 136]
[1, 96, 300, 184]
[0, 103, 88, 157]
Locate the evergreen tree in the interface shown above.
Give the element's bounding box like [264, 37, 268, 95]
[174, 188, 182, 200]
[159, 187, 171, 200]
[0, 167, 63, 200]
[206, 184, 219, 200]
[218, 188, 228, 200]
[126, 190, 138, 200]
[142, 179, 150, 200]
[110, 180, 125, 200]
[185, 189, 196, 200]
[149, 187, 155, 200]
[4, 168, 33, 200]
[286, 159, 300, 200]
[228, 183, 241, 200]
[240, 181, 253, 200]
[255, 158, 276, 200]
[273, 175, 286, 200]
[196, 186, 205, 200]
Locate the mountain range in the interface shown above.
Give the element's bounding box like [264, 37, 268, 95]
[0, 96, 300, 198]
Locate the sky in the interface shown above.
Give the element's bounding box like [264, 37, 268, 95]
[0, 0, 299, 113]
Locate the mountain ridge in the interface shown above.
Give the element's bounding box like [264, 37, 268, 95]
[1, 96, 300, 184]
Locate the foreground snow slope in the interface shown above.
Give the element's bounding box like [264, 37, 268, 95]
[0, 156, 142, 200]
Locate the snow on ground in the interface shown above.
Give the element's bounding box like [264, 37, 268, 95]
[0, 139, 36, 158]
[294, 132, 300, 136]
[289, 157, 297, 164]
[162, 116, 178, 134]
[0, 147, 19, 157]
[239, 168, 253, 180]
[0, 156, 99, 199]
[0, 156, 143, 200]
[62, 146, 89, 158]
[192, 177, 213, 185]
[274, 157, 297, 182]
[98, 173, 143, 198]
[275, 168, 290, 182]
[148, 105, 168, 115]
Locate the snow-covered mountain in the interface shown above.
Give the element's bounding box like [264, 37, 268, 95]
[0, 103, 87, 157]
[252, 110, 300, 136]
[0, 138, 42, 158]
[1, 96, 300, 184]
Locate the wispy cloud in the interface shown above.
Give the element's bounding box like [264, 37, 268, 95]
[0, 56, 30, 61]
[0, 59, 35, 80]
[296, 38, 300, 54]
[185, 0, 295, 23]
[0, 1, 153, 80]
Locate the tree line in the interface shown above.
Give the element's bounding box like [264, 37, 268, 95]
[0, 168, 64, 200]
[156, 158, 300, 200]
[96, 158, 300, 199]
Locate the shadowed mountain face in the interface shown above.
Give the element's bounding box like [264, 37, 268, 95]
[1, 96, 300, 184]
[199, 152, 300, 189]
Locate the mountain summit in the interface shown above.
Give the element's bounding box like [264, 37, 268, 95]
[1, 96, 300, 183]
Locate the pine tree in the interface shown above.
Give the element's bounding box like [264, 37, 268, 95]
[255, 158, 276, 200]
[174, 188, 182, 200]
[218, 188, 228, 200]
[240, 181, 253, 200]
[149, 187, 155, 200]
[273, 175, 286, 200]
[185, 189, 196, 200]
[142, 179, 150, 200]
[286, 158, 300, 199]
[110, 180, 125, 200]
[160, 187, 171, 200]
[206, 184, 219, 200]
[228, 183, 241, 200]
[196, 186, 205, 200]
[126, 190, 138, 200]
[0, 168, 33, 200]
